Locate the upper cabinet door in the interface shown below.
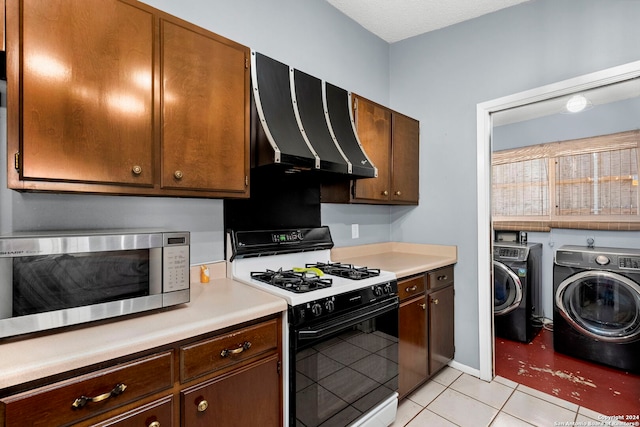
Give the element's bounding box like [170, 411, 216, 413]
[17, 0, 154, 186]
[391, 113, 419, 204]
[160, 19, 249, 195]
[352, 96, 391, 202]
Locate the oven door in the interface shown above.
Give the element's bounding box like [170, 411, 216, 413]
[291, 297, 399, 427]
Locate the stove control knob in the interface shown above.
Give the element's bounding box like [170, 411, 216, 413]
[383, 283, 393, 294]
[311, 303, 323, 317]
[373, 286, 383, 297]
[324, 300, 335, 313]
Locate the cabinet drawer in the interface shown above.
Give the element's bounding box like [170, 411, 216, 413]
[427, 265, 454, 291]
[1, 351, 174, 427]
[398, 275, 425, 301]
[180, 319, 278, 383]
[90, 395, 173, 427]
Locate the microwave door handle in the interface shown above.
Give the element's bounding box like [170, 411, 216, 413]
[297, 301, 398, 341]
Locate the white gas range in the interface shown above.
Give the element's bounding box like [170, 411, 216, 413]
[228, 227, 399, 427]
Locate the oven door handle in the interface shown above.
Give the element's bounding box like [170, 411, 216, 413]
[297, 299, 398, 341]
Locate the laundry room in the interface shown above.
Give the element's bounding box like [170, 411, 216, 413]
[490, 76, 640, 415]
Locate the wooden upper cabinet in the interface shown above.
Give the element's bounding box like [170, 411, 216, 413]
[16, 0, 154, 186]
[160, 19, 248, 194]
[391, 112, 420, 203]
[6, 0, 250, 198]
[1, 0, 5, 51]
[352, 96, 391, 201]
[330, 94, 419, 205]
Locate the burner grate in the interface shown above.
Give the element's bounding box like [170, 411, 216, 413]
[306, 262, 381, 280]
[250, 268, 333, 293]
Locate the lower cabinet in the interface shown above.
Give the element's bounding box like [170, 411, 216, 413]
[398, 265, 455, 399]
[0, 316, 282, 427]
[91, 396, 174, 427]
[181, 355, 280, 426]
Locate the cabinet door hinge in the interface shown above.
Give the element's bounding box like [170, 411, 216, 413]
[245, 57, 249, 69]
[277, 360, 281, 375]
[14, 152, 20, 172]
[245, 175, 249, 187]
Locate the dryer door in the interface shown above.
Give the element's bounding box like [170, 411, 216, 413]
[493, 261, 523, 316]
[556, 271, 640, 342]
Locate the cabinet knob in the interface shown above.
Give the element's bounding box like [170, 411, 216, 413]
[419, 303, 426, 310]
[174, 170, 183, 180]
[197, 399, 209, 412]
[148, 421, 161, 427]
[132, 165, 142, 175]
[432, 299, 439, 305]
[382, 190, 389, 196]
[395, 191, 402, 196]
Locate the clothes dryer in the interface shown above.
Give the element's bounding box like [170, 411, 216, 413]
[554, 246, 640, 373]
[493, 242, 543, 342]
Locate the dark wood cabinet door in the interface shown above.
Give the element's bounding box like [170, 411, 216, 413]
[391, 113, 420, 204]
[160, 19, 249, 196]
[181, 355, 281, 427]
[16, 0, 154, 186]
[90, 396, 174, 427]
[398, 295, 428, 398]
[352, 96, 391, 202]
[429, 286, 455, 376]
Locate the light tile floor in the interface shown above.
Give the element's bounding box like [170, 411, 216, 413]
[393, 367, 627, 427]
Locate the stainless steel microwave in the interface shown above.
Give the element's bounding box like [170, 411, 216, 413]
[0, 230, 190, 339]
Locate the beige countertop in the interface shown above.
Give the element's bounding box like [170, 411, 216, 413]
[331, 242, 457, 278]
[0, 262, 287, 390]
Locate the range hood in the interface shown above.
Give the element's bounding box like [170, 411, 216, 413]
[251, 52, 377, 178]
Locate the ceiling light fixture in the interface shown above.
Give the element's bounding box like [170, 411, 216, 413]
[565, 94, 591, 113]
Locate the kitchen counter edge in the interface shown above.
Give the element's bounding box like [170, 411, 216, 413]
[0, 262, 287, 390]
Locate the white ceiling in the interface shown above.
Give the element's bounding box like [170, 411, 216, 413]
[326, 0, 531, 43]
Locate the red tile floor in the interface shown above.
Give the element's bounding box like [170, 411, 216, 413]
[495, 328, 640, 416]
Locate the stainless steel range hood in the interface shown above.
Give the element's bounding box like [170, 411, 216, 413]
[251, 52, 377, 178]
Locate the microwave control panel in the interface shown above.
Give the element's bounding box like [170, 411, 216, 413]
[163, 245, 190, 291]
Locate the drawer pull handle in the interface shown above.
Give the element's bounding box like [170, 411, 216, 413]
[148, 421, 161, 427]
[220, 341, 252, 357]
[197, 399, 209, 412]
[419, 303, 426, 310]
[437, 275, 448, 281]
[405, 285, 417, 292]
[432, 299, 439, 305]
[71, 383, 127, 409]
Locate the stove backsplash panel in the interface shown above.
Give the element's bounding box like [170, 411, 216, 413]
[224, 167, 321, 232]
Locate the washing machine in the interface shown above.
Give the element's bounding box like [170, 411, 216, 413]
[493, 242, 543, 342]
[554, 246, 640, 373]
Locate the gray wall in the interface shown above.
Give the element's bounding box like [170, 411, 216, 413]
[387, 0, 640, 369]
[0, 0, 392, 264]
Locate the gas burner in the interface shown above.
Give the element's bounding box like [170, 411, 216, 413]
[250, 268, 333, 293]
[307, 262, 381, 280]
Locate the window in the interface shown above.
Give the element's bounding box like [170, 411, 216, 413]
[492, 130, 640, 230]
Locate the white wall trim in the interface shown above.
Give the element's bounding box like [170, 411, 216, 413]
[448, 360, 481, 379]
[476, 60, 640, 382]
